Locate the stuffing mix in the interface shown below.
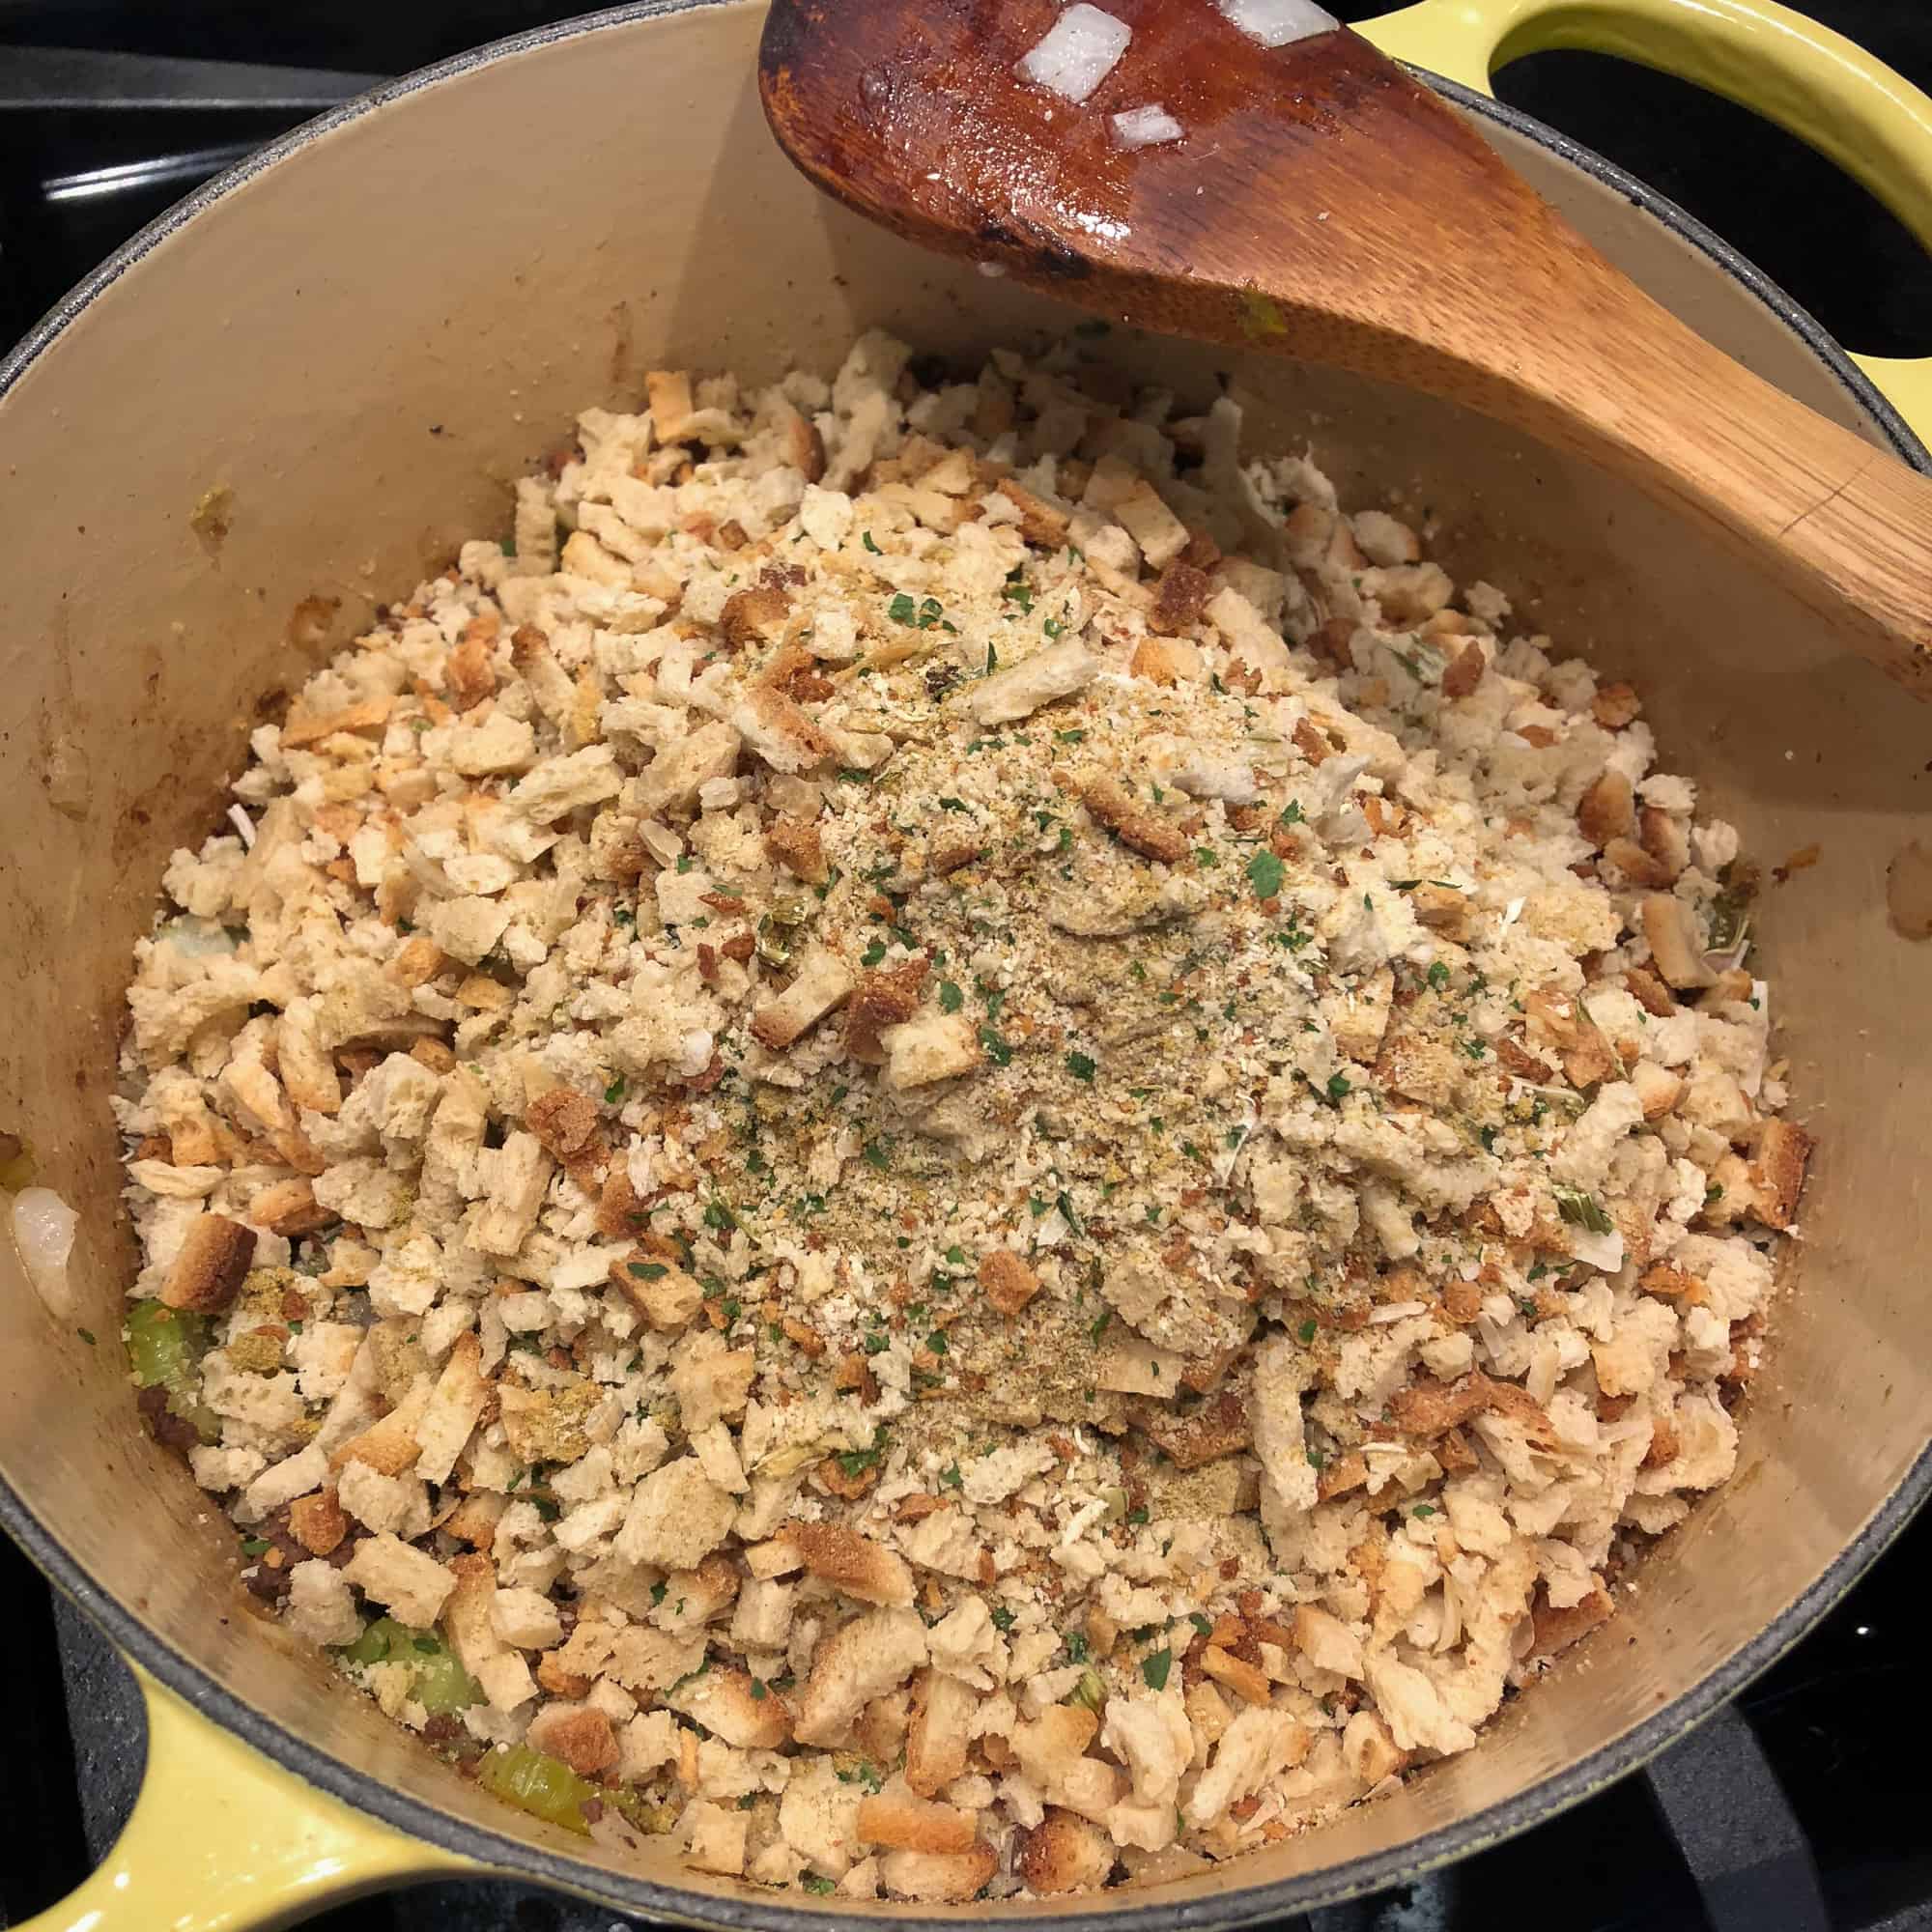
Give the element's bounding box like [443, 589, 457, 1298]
[116, 330, 1810, 1899]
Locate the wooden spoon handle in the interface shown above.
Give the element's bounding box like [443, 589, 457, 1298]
[1406, 265, 1932, 697]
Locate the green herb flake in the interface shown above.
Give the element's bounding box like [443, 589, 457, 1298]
[1065, 1050, 1096, 1084]
[938, 980, 964, 1013]
[837, 1438, 885, 1480]
[1553, 1185, 1614, 1235]
[1141, 1648, 1174, 1691]
[1245, 849, 1286, 901]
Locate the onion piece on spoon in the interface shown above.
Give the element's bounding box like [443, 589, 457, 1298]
[1214, 0, 1339, 47]
[1016, 4, 1132, 104]
[1111, 103, 1184, 148]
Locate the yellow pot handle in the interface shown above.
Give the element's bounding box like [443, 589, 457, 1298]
[1359, 0, 1932, 448]
[17, 1663, 473, 1931]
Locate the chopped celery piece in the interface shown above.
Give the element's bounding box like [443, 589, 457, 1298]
[1553, 1184, 1614, 1235]
[127, 1299, 220, 1441]
[413, 1648, 483, 1715]
[476, 1743, 598, 1834]
[1066, 1667, 1107, 1713]
[337, 1618, 480, 1713]
[127, 1298, 206, 1389]
[339, 1618, 397, 1667]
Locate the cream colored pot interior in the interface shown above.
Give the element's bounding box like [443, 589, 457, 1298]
[1, 0, 1926, 1916]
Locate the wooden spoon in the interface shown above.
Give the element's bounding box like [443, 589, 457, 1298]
[759, 0, 1932, 695]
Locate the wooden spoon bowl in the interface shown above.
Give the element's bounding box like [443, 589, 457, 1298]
[760, 0, 1932, 694]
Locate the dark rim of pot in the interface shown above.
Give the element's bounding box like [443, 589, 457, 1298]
[1, 4, 1927, 1925]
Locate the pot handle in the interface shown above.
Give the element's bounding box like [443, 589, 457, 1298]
[15, 1662, 472, 1932]
[1359, 0, 1932, 449]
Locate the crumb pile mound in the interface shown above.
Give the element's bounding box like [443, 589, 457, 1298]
[118, 331, 1807, 1898]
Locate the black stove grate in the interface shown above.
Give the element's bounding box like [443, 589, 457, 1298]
[4, 4, 1929, 1927]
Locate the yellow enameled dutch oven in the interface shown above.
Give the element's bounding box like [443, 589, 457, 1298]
[3, 0, 1930, 1925]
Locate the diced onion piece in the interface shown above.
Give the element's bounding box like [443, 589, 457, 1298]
[1214, 0, 1339, 47]
[639, 818, 684, 867]
[1565, 1223, 1625, 1274]
[401, 837, 457, 900]
[12, 1186, 79, 1313]
[1111, 103, 1184, 148]
[157, 916, 241, 958]
[1368, 1299, 1429, 1323]
[1017, 4, 1132, 104]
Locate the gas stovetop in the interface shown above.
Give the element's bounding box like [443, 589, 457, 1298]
[3, 6, 1929, 1929]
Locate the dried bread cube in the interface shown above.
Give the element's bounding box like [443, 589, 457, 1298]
[784, 1520, 915, 1607]
[616, 1457, 738, 1571]
[751, 943, 855, 1052]
[878, 1843, 998, 1904]
[161, 1214, 257, 1314]
[342, 1532, 455, 1627]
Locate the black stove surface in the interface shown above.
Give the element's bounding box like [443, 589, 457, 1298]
[3, 6, 1929, 1929]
